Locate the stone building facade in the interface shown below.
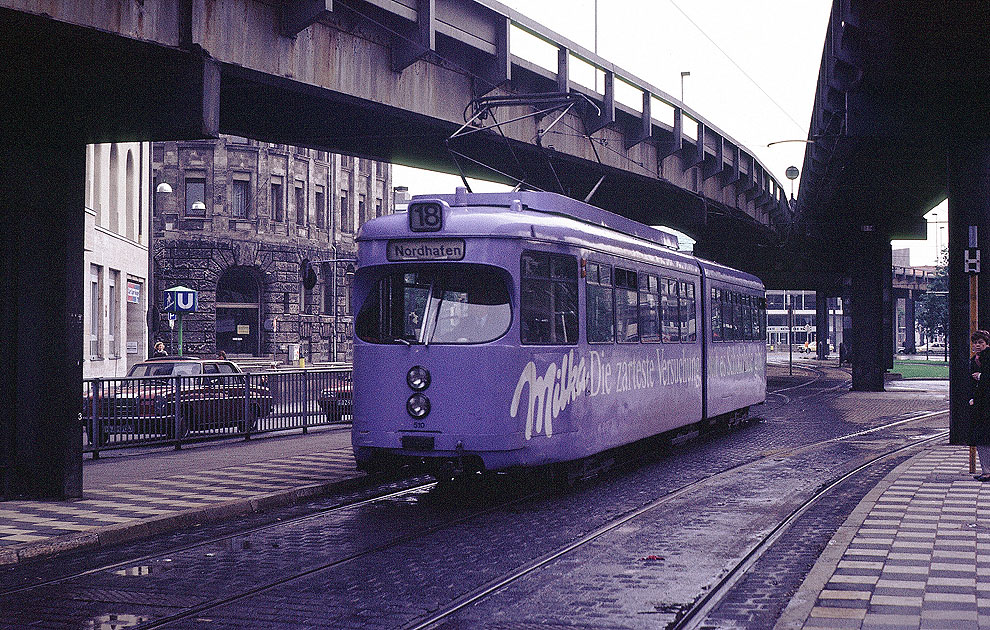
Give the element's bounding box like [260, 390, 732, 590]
[84, 142, 151, 378]
[150, 137, 392, 364]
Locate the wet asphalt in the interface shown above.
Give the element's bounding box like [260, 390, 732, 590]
[0, 364, 949, 629]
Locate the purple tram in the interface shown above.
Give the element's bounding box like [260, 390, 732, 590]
[352, 190, 766, 477]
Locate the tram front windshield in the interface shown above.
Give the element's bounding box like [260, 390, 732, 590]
[356, 265, 511, 345]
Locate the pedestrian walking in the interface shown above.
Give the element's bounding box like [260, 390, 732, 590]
[969, 329, 990, 481]
[153, 341, 167, 358]
[218, 350, 226, 360]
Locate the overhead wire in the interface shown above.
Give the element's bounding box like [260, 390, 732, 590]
[666, 0, 807, 133]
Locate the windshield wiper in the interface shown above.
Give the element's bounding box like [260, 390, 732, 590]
[390, 337, 413, 346]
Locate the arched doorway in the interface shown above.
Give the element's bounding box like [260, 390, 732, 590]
[216, 267, 262, 356]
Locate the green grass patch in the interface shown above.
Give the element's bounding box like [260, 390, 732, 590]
[892, 360, 949, 379]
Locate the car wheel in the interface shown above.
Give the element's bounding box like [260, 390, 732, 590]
[166, 414, 190, 440]
[238, 405, 260, 433]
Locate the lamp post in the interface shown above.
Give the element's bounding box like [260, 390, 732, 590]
[680, 71, 690, 102]
[148, 180, 172, 355]
[787, 293, 794, 376]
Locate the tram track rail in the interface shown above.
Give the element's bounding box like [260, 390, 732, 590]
[0, 479, 438, 598]
[404, 408, 948, 630]
[1, 366, 940, 630]
[673, 418, 949, 630]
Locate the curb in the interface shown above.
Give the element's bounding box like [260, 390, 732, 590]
[0, 472, 369, 567]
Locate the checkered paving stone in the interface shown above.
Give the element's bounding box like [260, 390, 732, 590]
[796, 447, 990, 629]
[0, 450, 357, 546]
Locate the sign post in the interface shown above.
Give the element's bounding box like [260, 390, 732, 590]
[162, 286, 198, 357]
[967, 226, 980, 473]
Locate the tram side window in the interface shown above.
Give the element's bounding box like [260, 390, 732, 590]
[734, 293, 744, 342]
[742, 295, 754, 340]
[661, 278, 680, 343]
[721, 290, 735, 341]
[681, 282, 697, 342]
[639, 273, 661, 343]
[521, 251, 578, 345]
[615, 268, 639, 343]
[711, 288, 723, 342]
[586, 262, 615, 343]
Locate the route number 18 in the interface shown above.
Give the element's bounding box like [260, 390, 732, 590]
[409, 203, 443, 232]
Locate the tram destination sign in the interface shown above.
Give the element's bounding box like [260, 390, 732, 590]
[387, 239, 466, 261]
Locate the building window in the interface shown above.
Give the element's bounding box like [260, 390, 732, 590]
[376, 198, 383, 218]
[90, 266, 103, 358]
[340, 192, 351, 233]
[271, 179, 284, 222]
[232, 178, 250, 219]
[109, 270, 120, 358]
[358, 195, 366, 228]
[185, 177, 206, 216]
[315, 186, 326, 229]
[295, 183, 306, 226]
[322, 263, 334, 315]
[216, 267, 262, 357]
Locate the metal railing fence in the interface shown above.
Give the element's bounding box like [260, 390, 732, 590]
[82, 367, 352, 457]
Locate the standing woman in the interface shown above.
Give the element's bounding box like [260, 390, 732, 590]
[970, 330, 990, 481]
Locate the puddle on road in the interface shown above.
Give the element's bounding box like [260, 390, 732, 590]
[85, 613, 150, 629]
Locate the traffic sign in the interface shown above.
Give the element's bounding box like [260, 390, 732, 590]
[163, 286, 198, 313]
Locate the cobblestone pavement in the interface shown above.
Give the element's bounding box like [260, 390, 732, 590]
[0, 364, 954, 630]
[0, 427, 361, 564]
[773, 446, 990, 630]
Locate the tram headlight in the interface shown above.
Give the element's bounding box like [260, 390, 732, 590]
[407, 365, 431, 391]
[406, 393, 431, 418]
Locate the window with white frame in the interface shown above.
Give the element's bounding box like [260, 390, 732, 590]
[90, 266, 103, 358]
[109, 270, 120, 358]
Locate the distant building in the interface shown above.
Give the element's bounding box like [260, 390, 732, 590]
[83, 142, 152, 378]
[150, 137, 392, 364]
[765, 290, 844, 351]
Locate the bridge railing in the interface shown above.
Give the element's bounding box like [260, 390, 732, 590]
[497, 13, 788, 224]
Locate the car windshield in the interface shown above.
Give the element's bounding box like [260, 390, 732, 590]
[127, 362, 203, 377]
[356, 265, 511, 345]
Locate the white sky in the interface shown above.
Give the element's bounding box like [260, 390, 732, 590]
[392, 0, 942, 266]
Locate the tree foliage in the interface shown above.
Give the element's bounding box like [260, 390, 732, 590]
[915, 248, 948, 345]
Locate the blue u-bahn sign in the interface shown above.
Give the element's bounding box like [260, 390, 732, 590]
[162, 286, 198, 313]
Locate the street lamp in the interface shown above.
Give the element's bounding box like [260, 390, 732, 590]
[680, 71, 690, 102]
[148, 180, 173, 354]
[785, 165, 799, 201]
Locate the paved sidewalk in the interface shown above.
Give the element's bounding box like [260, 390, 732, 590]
[778, 444, 990, 630]
[0, 426, 364, 566]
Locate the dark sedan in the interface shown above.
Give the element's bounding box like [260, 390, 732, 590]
[84, 356, 273, 443]
[317, 372, 352, 423]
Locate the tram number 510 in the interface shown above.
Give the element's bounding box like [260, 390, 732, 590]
[409, 203, 443, 232]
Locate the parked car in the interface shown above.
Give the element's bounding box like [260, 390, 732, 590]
[917, 342, 946, 353]
[84, 356, 274, 443]
[317, 372, 353, 423]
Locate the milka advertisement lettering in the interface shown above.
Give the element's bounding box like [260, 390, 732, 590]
[510, 349, 702, 440]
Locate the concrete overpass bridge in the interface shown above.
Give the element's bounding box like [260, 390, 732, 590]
[0, 0, 797, 498]
[787, 0, 988, 439]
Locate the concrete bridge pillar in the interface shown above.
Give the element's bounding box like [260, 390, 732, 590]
[904, 290, 917, 354]
[0, 140, 85, 499]
[947, 141, 990, 445]
[850, 232, 891, 391]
